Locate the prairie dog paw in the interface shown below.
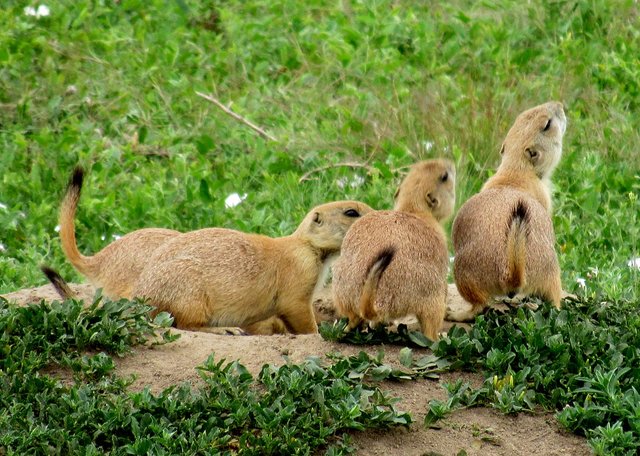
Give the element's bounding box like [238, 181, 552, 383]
[202, 326, 248, 336]
[445, 303, 478, 322]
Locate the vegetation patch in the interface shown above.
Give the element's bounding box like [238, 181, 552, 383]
[0, 297, 412, 454]
[321, 297, 640, 455]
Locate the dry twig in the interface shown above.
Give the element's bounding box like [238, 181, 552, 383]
[195, 91, 277, 141]
[298, 162, 375, 183]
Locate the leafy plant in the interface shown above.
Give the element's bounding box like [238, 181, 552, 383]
[0, 293, 176, 374]
[424, 372, 536, 427]
[423, 297, 640, 452]
[319, 318, 434, 348]
[588, 422, 639, 456]
[0, 298, 412, 454]
[327, 348, 450, 382]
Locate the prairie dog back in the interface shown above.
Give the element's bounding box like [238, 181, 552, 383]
[451, 101, 566, 321]
[333, 159, 455, 340]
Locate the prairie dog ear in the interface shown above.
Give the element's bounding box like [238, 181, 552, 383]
[426, 192, 439, 209]
[500, 143, 505, 155]
[525, 147, 539, 164]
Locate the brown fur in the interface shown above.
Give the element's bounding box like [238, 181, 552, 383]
[450, 101, 566, 321]
[39, 263, 279, 336]
[359, 248, 395, 321]
[59, 167, 179, 299]
[131, 201, 373, 334]
[333, 159, 455, 341]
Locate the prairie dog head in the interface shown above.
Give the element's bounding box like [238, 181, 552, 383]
[394, 159, 456, 222]
[295, 201, 374, 251]
[499, 101, 566, 179]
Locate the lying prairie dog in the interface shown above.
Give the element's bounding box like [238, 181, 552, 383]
[51, 166, 371, 334]
[58, 167, 179, 299]
[132, 200, 373, 334]
[332, 159, 456, 340]
[450, 101, 567, 322]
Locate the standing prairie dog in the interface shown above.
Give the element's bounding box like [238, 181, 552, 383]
[450, 101, 566, 321]
[132, 200, 373, 334]
[59, 167, 180, 299]
[332, 159, 456, 341]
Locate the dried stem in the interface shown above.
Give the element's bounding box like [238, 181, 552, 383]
[298, 162, 375, 183]
[195, 91, 277, 141]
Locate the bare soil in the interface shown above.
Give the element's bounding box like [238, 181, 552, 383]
[2, 283, 590, 456]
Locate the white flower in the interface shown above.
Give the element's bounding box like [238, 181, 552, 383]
[336, 174, 365, 190]
[37, 5, 50, 17]
[422, 140, 434, 152]
[627, 257, 640, 270]
[54, 225, 60, 232]
[0, 243, 5, 252]
[101, 235, 106, 241]
[112, 234, 122, 241]
[225, 193, 247, 208]
[576, 277, 586, 289]
[349, 175, 365, 188]
[24, 5, 50, 18]
[0, 202, 6, 210]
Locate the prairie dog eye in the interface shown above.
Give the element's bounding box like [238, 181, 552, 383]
[543, 118, 552, 131]
[343, 209, 360, 218]
[313, 212, 321, 224]
[440, 172, 449, 183]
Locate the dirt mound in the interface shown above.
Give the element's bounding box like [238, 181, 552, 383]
[2, 283, 588, 455]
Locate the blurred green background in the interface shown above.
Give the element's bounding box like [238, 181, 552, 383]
[0, 0, 638, 300]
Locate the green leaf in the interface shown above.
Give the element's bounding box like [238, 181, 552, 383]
[399, 347, 413, 368]
[199, 179, 212, 202]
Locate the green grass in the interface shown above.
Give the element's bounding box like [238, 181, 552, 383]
[1, 0, 638, 298]
[1, 0, 639, 453]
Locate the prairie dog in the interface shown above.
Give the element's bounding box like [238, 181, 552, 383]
[332, 159, 456, 340]
[450, 101, 566, 321]
[132, 200, 373, 334]
[59, 167, 179, 299]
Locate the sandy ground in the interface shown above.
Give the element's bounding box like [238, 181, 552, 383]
[2, 283, 589, 456]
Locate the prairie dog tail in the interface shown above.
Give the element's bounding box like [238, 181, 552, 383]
[41, 265, 76, 300]
[60, 167, 91, 275]
[505, 201, 528, 291]
[359, 248, 395, 320]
